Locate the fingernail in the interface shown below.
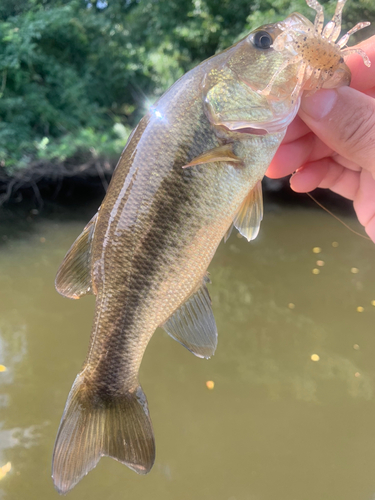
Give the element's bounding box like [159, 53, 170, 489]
[290, 167, 303, 182]
[300, 89, 338, 120]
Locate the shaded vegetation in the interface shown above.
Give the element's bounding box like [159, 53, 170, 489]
[0, 0, 374, 175]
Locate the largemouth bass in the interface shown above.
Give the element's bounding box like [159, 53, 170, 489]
[52, 0, 370, 494]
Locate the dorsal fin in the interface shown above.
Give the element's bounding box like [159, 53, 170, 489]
[55, 213, 98, 299]
[162, 275, 217, 359]
[224, 180, 263, 242]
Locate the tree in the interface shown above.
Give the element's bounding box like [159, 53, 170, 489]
[0, 0, 374, 173]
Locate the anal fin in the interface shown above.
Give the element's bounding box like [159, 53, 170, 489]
[224, 180, 263, 242]
[162, 275, 217, 359]
[55, 213, 98, 299]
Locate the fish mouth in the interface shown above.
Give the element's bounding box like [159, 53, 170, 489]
[222, 122, 270, 136]
[230, 126, 268, 136]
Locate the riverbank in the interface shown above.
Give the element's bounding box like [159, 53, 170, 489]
[1, 155, 285, 208]
[0, 156, 116, 207]
[0, 158, 356, 225]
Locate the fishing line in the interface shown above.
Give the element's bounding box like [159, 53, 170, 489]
[306, 192, 371, 241]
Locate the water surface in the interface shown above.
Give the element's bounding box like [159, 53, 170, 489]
[0, 198, 374, 500]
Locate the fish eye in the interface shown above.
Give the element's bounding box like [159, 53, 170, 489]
[252, 30, 273, 49]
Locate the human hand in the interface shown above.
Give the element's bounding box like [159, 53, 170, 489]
[266, 35, 375, 242]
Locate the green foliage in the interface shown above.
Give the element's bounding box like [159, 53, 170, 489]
[0, 0, 374, 173]
[244, 0, 375, 36]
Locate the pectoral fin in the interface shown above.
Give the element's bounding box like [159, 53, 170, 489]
[162, 275, 217, 359]
[55, 213, 98, 299]
[224, 181, 263, 242]
[182, 144, 242, 169]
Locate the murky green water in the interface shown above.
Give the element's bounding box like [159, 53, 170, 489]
[0, 197, 375, 500]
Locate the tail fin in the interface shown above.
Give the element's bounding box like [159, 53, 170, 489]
[52, 373, 155, 495]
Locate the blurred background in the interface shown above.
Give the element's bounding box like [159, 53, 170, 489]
[1, 1, 375, 500]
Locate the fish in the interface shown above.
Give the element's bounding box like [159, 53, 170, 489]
[52, 0, 370, 494]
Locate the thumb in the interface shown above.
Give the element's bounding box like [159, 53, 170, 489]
[299, 86, 375, 175]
